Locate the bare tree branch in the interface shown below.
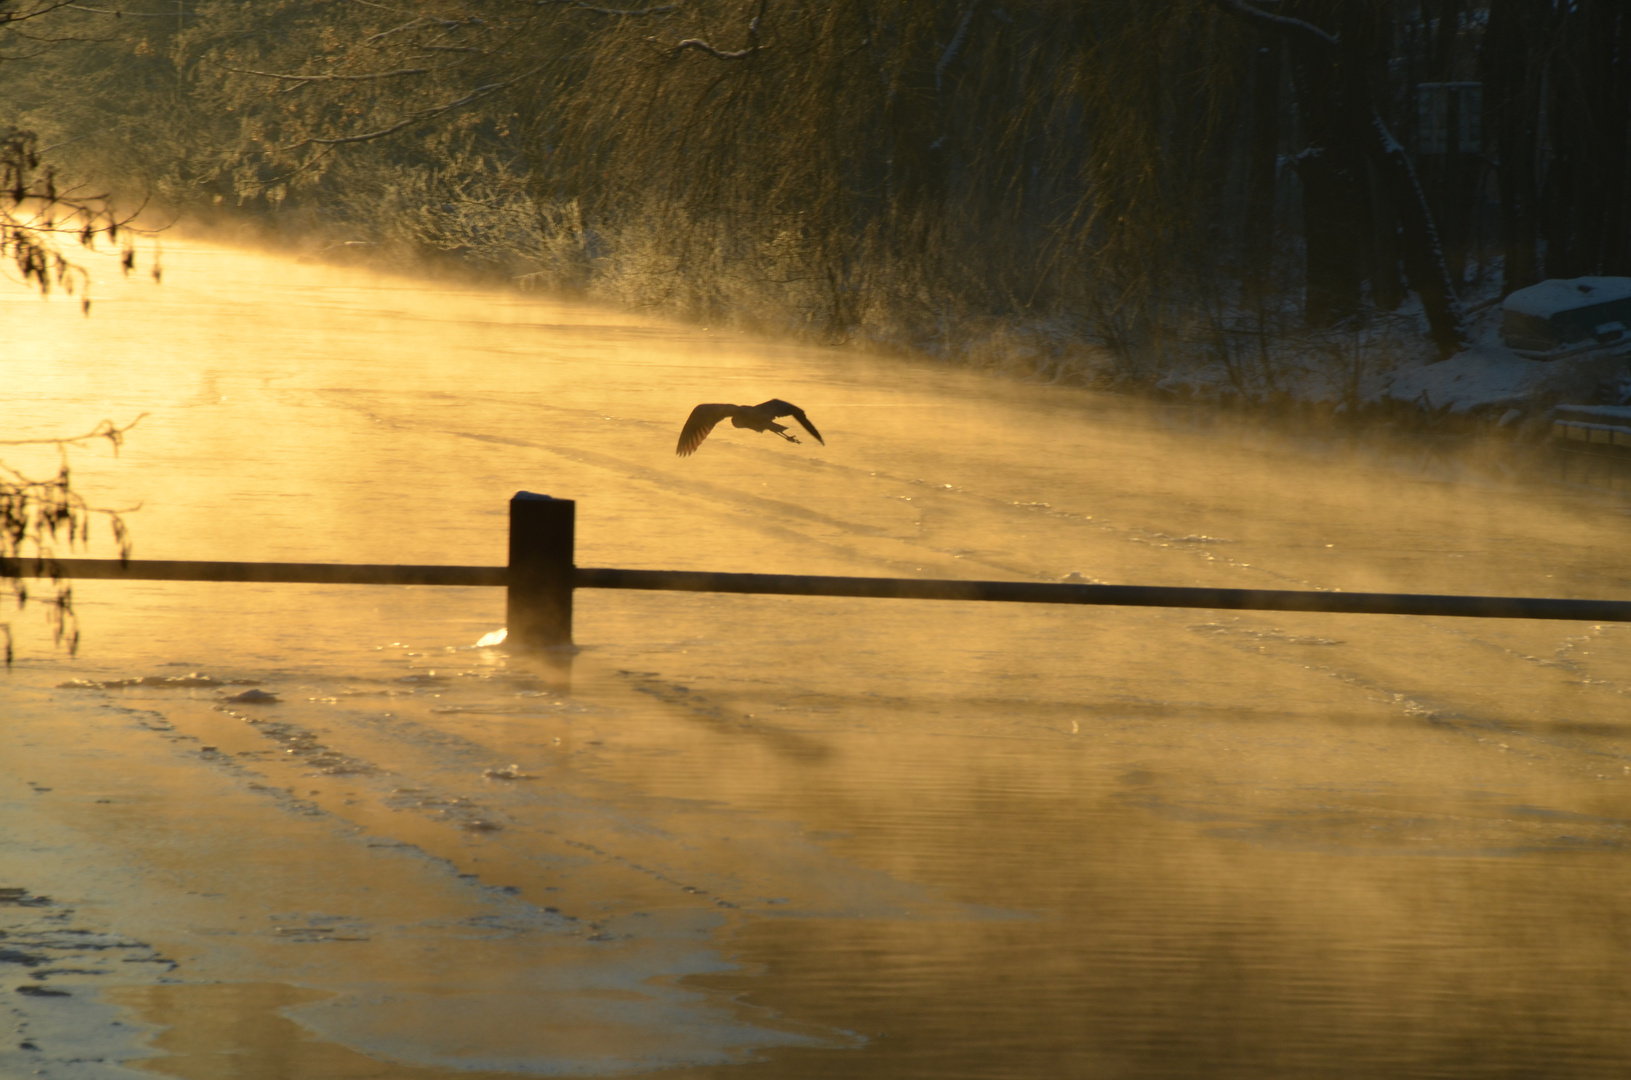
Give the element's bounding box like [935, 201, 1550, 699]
[64, 4, 200, 17]
[363, 14, 473, 46]
[1209, 0, 1338, 50]
[0, 414, 147, 450]
[0, 1, 76, 25]
[935, 0, 980, 92]
[225, 65, 433, 94]
[669, 36, 752, 60]
[228, 66, 433, 84]
[1, 128, 149, 310]
[664, 0, 763, 60]
[273, 68, 543, 151]
[542, 1, 679, 15]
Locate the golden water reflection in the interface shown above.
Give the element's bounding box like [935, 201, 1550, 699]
[4, 241, 1631, 1077]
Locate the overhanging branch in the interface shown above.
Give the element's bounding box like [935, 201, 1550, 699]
[663, 0, 763, 60]
[1209, 0, 1338, 49]
[226, 66, 433, 85]
[274, 68, 543, 151]
[670, 35, 753, 59]
[533, 0, 680, 14]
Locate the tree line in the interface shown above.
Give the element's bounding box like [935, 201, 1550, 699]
[3, 0, 1628, 383]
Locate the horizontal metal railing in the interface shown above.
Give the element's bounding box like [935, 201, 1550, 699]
[571, 567, 1631, 623]
[6, 557, 1630, 624]
[5, 493, 1629, 648]
[0, 558, 504, 587]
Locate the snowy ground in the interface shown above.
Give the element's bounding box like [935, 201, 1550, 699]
[1149, 293, 1631, 429]
[1376, 302, 1631, 421]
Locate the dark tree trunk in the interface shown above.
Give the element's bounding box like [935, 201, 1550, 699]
[1574, 0, 1631, 274]
[1212, 0, 1469, 358]
[1243, 33, 1282, 297]
[1482, 0, 1540, 293]
[1366, 159, 1405, 310]
[1292, 147, 1365, 325]
[1538, 5, 1579, 277]
[1425, 135, 1475, 288]
[1284, 0, 1369, 326]
[1541, 0, 1631, 278]
[1356, 4, 1403, 310]
[1363, 108, 1468, 358]
[1601, 1, 1631, 274]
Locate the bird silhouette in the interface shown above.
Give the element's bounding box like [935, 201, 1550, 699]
[676, 399, 825, 456]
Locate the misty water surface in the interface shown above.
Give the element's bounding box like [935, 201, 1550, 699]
[4, 242, 1631, 1078]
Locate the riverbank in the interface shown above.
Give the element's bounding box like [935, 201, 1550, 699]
[197, 211, 1626, 444]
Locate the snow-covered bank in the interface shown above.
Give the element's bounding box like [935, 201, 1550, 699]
[1146, 291, 1631, 435]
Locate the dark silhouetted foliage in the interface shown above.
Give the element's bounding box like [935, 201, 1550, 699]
[2, 2, 1626, 389]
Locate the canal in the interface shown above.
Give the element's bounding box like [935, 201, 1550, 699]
[4, 241, 1631, 1078]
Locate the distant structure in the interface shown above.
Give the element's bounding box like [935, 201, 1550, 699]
[675, 400, 825, 457]
[1501, 277, 1631, 359]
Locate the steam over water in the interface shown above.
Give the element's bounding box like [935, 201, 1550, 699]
[6, 243, 1631, 1078]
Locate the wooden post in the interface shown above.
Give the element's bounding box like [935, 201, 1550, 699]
[507, 492, 575, 648]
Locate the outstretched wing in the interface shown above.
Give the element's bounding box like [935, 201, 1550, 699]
[757, 399, 824, 445]
[676, 403, 737, 456]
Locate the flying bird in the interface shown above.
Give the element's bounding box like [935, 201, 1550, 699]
[676, 399, 825, 457]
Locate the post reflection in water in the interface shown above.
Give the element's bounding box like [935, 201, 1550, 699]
[4, 241, 1631, 1079]
[510, 643, 575, 695]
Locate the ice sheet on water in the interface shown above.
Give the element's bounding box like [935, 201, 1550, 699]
[221, 688, 280, 704]
[482, 764, 535, 781]
[1188, 621, 1345, 646]
[56, 672, 259, 690]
